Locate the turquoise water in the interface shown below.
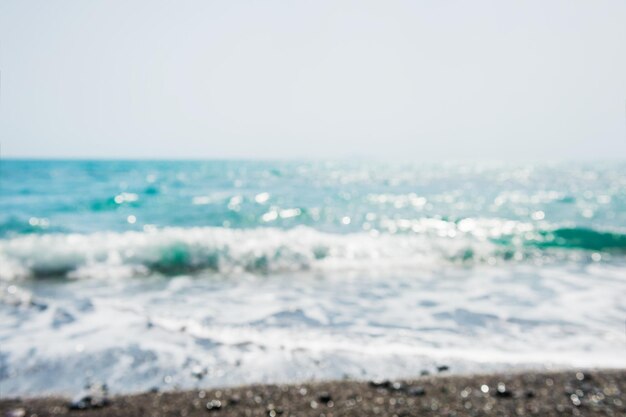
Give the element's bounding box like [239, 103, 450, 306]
[1, 160, 625, 395]
[2, 160, 626, 276]
[2, 160, 626, 234]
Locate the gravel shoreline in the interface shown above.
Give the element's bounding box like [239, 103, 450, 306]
[2, 369, 624, 416]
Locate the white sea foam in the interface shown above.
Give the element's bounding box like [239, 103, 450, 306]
[1, 263, 625, 396]
[0, 225, 501, 281]
[1, 221, 611, 281]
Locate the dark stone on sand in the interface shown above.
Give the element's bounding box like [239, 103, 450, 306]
[69, 383, 110, 410]
[368, 380, 411, 393]
[493, 382, 511, 397]
[437, 365, 450, 373]
[317, 392, 332, 404]
[69, 397, 93, 410]
[368, 379, 392, 389]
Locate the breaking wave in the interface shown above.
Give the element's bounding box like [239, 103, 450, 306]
[1, 223, 624, 280]
[533, 227, 626, 251]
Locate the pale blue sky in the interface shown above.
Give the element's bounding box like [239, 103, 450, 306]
[1, 0, 625, 160]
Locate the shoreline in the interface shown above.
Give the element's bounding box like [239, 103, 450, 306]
[2, 369, 624, 416]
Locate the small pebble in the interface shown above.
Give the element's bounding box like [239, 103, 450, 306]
[369, 380, 392, 389]
[496, 382, 512, 398]
[318, 392, 332, 404]
[206, 399, 222, 411]
[69, 383, 110, 410]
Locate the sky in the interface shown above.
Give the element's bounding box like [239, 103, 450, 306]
[1, 0, 625, 160]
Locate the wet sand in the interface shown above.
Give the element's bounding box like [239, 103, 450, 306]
[1, 369, 624, 417]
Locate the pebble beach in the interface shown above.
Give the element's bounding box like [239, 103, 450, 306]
[2, 370, 624, 417]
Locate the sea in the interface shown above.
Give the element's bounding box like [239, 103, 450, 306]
[1, 159, 625, 396]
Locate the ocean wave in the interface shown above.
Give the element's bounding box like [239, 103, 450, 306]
[534, 227, 626, 251]
[0, 223, 624, 280]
